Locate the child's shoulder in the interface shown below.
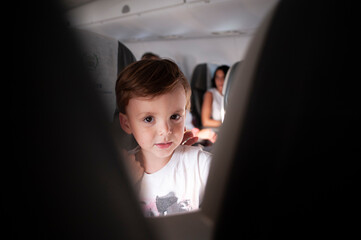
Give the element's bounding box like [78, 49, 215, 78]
[175, 145, 212, 162]
[173, 145, 212, 177]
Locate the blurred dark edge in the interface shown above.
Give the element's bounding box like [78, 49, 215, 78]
[8, 1, 154, 239]
[214, 1, 360, 239]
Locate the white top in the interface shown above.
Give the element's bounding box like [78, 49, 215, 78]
[207, 88, 223, 121]
[137, 145, 212, 217]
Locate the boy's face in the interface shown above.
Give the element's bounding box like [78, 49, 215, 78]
[119, 84, 186, 162]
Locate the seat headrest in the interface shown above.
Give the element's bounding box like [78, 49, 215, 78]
[191, 63, 208, 90]
[209, 0, 361, 239]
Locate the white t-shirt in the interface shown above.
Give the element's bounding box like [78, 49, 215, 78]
[137, 145, 212, 217]
[207, 88, 223, 121]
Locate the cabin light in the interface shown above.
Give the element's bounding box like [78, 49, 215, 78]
[211, 30, 245, 36]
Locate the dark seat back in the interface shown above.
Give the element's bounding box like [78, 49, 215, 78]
[12, 2, 153, 239]
[221, 60, 242, 120]
[190, 63, 216, 128]
[113, 41, 138, 150]
[190, 63, 208, 128]
[211, 1, 361, 239]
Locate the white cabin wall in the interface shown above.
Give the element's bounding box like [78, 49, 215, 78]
[123, 35, 252, 81]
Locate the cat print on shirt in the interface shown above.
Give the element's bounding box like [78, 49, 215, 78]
[141, 192, 192, 217]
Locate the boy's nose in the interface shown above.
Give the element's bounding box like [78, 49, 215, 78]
[159, 120, 172, 136]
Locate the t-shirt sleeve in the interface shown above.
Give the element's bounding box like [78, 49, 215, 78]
[198, 149, 212, 187]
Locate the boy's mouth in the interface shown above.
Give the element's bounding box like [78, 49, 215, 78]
[155, 142, 173, 149]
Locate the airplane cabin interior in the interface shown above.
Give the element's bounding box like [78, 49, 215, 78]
[9, 0, 360, 239]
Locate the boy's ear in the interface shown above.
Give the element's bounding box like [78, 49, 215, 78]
[119, 113, 132, 134]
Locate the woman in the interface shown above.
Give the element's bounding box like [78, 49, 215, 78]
[201, 65, 229, 128]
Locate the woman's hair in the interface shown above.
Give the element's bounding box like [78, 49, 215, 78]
[141, 52, 160, 60]
[211, 65, 230, 88]
[115, 59, 191, 114]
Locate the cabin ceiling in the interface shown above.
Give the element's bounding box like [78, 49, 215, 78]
[63, 0, 278, 43]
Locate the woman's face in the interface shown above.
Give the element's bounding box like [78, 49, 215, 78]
[215, 69, 225, 94]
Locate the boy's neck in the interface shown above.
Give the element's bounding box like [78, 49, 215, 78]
[137, 150, 174, 174]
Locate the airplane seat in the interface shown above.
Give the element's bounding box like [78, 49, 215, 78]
[190, 63, 216, 129]
[12, 1, 154, 239]
[112, 41, 138, 150]
[221, 60, 242, 121]
[207, 0, 360, 239]
[190, 63, 209, 128]
[117, 41, 137, 76]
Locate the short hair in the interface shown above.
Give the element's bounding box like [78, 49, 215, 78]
[141, 52, 160, 60]
[115, 59, 191, 114]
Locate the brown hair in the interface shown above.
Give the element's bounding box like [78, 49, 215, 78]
[115, 59, 191, 114]
[141, 52, 160, 60]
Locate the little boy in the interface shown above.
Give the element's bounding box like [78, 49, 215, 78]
[115, 59, 212, 217]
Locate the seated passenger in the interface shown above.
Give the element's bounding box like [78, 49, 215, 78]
[115, 59, 212, 217]
[141, 52, 160, 60]
[201, 65, 230, 128]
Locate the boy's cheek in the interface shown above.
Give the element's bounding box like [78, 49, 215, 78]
[135, 135, 152, 150]
[133, 129, 151, 145]
[174, 123, 185, 139]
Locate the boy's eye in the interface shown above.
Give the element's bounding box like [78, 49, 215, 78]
[144, 116, 154, 123]
[170, 114, 180, 120]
